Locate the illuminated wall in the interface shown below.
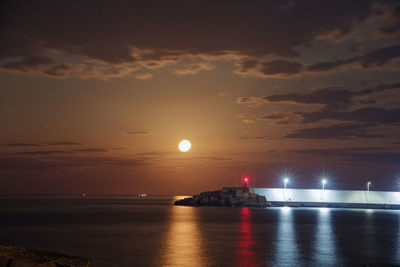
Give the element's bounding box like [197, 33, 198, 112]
[253, 188, 400, 205]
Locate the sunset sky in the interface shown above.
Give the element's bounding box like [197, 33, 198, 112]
[1, 1, 400, 194]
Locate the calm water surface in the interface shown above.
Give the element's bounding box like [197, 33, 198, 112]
[0, 196, 400, 266]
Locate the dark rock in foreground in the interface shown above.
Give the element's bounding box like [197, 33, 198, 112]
[0, 245, 90, 267]
[174, 187, 270, 207]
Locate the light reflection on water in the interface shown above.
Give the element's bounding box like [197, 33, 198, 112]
[160, 206, 400, 266]
[273, 207, 301, 266]
[396, 211, 400, 263]
[235, 207, 257, 267]
[162, 206, 206, 267]
[313, 207, 341, 266]
[2, 197, 400, 266]
[363, 207, 376, 261]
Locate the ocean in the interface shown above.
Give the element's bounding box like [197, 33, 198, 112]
[0, 196, 399, 266]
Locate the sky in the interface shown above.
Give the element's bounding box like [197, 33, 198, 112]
[1, 0, 400, 195]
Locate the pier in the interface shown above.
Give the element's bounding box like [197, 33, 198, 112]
[253, 188, 400, 209]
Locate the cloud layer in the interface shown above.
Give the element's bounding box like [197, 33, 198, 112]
[0, 0, 376, 79]
[238, 82, 400, 140]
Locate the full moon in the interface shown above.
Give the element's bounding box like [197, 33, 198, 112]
[178, 140, 191, 152]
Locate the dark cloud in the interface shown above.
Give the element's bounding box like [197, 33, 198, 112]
[237, 83, 400, 110]
[261, 60, 303, 75]
[49, 141, 83, 146]
[238, 83, 400, 140]
[42, 64, 71, 77]
[266, 86, 353, 109]
[0, 155, 149, 170]
[236, 97, 257, 104]
[74, 148, 108, 153]
[173, 62, 215, 76]
[289, 147, 383, 156]
[7, 141, 83, 147]
[336, 147, 388, 151]
[1, 55, 53, 72]
[345, 152, 400, 164]
[261, 113, 294, 120]
[0, 157, 53, 170]
[235, 59, 303, 78]
[10, 147, 108, 155]
[379, 6, 400, 36]
[307, 45, 400, 72]
[284, 123, 383, 139]
[240, 136, 273, 141]
[290, 148, 400, 164]
[0, 152, 244, 173]
[123, 131, 150, 135]
[359, 98, 377, 105]
[237, 83, 400, 142]
[0, 0, 373, 77]
[299, 107, 400, 124]
[77, 156, 149, 167]
[237, 44, 400, 78]
[359, 45, 400, 68]
[307, 58, 355, 72]
[260, 112, 303, 125]
[236, 96, 269, 107]
[14, 150, 70, 156]
[6, 143, 42, 147]
[194, 156, 233, 162]
[237, 112, 302, 125]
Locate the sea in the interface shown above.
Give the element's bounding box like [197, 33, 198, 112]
[1, 195, 400, 266]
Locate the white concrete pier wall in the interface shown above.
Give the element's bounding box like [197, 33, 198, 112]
[253, 188, 400, 205]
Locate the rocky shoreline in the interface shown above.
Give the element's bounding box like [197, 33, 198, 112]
[174, 187, 270, 207]
[0, 245, 90, 267]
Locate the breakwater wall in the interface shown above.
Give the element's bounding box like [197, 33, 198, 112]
[253, 188, 400, 209]
[175, 187, 268, 207]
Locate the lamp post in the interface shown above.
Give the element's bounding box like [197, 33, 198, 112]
[282, 177, 289, 202]
[367, 181, 371, 191]
[284, 177, 289, 189]
[322, 179, 327, 190]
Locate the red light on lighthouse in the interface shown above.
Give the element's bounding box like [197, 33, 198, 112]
[242, 177, 249, 189]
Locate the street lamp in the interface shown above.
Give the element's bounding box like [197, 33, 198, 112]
[284, 177, 289, 189]
[367, 181, 371, 191]
[322, 179, 327, 190]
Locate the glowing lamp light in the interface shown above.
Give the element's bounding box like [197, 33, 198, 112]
[283, 177, 289, 189]
[322, 178, 327, 190]
[242, 177, 250, 188]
